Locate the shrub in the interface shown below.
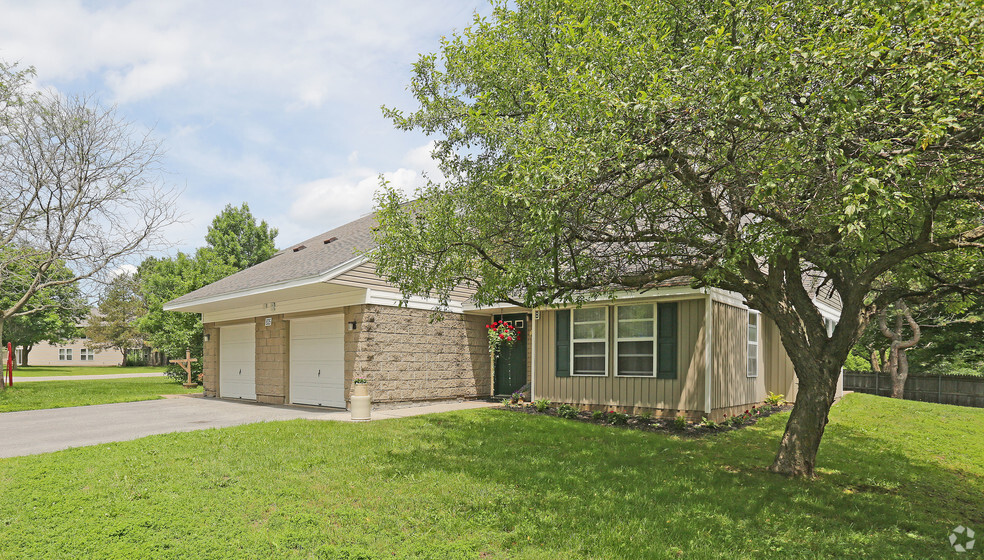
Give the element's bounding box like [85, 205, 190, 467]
[557, 404, 579, 419]
[501, 398, 511, 407]
[590, 410, 605, 422]
[534, 398, 551, 412]
[765, 392, 785, 406]
[608, 411, 629, 425]
[638, 412, 653, 423]
[699, 417, 719, 429]
[164, 361, 201, 384]
[673, 415, 688, 430]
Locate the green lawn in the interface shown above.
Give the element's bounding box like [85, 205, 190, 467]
[0, 392, 980, 559]
[12, 365, 165, 377]
[0, 377, 201, 413]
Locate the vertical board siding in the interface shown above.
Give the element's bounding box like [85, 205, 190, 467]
[711, 302, 764, 410]
[533, 299, 705, 413]
[762, 317, 799, 402]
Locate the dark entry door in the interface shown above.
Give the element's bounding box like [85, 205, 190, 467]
[494, 313, 528, 396]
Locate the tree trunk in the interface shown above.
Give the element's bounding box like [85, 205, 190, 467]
[879, 303, 920, 399]
[869, 349, 882, 372]
[769, 367, 840, 477]
[892, 351, 910, 399]
[22, 344, 32, 368]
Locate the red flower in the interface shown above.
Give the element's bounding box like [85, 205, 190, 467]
[499, 334, 505, 339]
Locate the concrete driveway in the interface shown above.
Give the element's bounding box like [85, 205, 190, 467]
[0, 396, 497, 458]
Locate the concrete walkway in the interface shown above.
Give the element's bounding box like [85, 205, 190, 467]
[12, 372, 166, 382]
[0, 396, 498, 458]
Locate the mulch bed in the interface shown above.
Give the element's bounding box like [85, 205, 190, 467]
[501, 402, 793, 436]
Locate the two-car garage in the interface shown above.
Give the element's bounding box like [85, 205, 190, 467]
[217, 316, 346, 407]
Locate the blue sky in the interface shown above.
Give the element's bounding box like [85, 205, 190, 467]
[0, 0, 490, 264]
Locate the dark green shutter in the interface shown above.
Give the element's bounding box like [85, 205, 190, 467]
[656, 302, 678, 379]
[556, 309, 571, 377]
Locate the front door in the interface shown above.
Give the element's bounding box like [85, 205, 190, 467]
[494, 313, 528, 396]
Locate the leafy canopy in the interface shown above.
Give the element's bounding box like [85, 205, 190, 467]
[204, 203, 278, 270]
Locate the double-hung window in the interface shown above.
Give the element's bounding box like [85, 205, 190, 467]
[616, 304, 655, 376]
[747, 311, 759, 377]
[59, 348, 73, 361]
[572, 307, 608, 376]
[80, 348, 94, 361]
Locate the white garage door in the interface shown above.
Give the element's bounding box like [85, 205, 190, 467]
[219, 323, 256, 400]
[289, 315, 345, 407]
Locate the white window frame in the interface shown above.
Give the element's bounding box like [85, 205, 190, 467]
[614, 303, 656, 377]
[59, 348, 73, 361]
[571, 306, 609, 377]
[80, 348, 95, 361]
[747, 310, 759, 378]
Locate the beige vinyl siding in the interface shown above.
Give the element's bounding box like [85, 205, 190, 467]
[332, 261, 477, 301]
[762, 317, 799, 402]
[533, 299, 705, 413]
[711, 302, 765, 409]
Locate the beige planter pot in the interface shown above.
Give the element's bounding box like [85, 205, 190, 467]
[351, 383, 371, 421]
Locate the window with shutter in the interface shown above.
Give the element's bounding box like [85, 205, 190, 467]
[656, 302, 678, 379]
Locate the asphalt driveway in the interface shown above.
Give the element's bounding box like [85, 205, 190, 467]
[0, 397, 497, 458]
[0, 396, 344, 458]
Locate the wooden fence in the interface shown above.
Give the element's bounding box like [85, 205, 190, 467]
[843, 370, 984, 408]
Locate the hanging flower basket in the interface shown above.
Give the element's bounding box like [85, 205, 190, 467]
[487, 320, 520, 357]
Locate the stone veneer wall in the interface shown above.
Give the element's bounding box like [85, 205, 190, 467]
[202, 323, 219, 398]
[254, 315, 288, 404]
[343, 304, 493, 404]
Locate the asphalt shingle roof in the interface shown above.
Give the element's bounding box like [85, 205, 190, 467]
[167, 212, 377, 306]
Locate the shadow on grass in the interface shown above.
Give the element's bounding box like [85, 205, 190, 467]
[369, 399, 980, 559]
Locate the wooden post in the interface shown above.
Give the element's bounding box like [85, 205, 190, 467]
[172, 349, 199, 389]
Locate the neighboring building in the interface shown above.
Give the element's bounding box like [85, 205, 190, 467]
[165, 212, 842, 420]
[17, 335, 121, 367]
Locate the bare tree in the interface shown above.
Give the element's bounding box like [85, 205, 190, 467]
[0, 65, 180, 387]
[877, 302, 922, 399]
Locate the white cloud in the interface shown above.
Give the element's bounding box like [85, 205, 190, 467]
[109, 264, 138, 277]
[284, 142, 443, 240]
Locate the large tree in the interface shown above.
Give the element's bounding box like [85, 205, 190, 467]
[373, 0, 984, 476]
[85, 273, 146, 363]
[204, 203, 278, 270]
[0, 62, 179, 386]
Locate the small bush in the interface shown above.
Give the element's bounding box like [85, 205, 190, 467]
[673, 415, 688, 430]
[534, 398, 551, 412]
[164, 361, 201, 384]
[591, 410, 606, 422]
[638, 412, 653, 422]
[765, 391, 785, 406]
[699, 417, 719, 429]
[557, 404, 579, 419]
[608, 411, 629, 425]
[501, 398, 511, 407]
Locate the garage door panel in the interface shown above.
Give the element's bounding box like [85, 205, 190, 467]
[219, 323, 256, 400]
[289, 316, 345, 407]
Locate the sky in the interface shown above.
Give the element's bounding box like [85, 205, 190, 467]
[0, 0, 491, 265]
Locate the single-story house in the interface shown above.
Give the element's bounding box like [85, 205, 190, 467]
[165, 212, 842, 420]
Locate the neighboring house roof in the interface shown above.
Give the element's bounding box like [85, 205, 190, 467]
[166, 212, 377, 308]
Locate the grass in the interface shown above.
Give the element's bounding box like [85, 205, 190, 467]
[0, 377, 201, 413]
[0, 392, 981, 559]
[12, 365, 165, 377]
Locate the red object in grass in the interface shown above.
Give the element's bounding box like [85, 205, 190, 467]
[6, 341, 12, 386]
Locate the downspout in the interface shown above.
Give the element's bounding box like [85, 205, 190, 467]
[704, 293, 714, 416]
[530, 311, 537, 400]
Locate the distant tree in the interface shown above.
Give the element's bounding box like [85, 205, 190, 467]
[85, 273, 146, 363]
[204, 203, 278, 270]
[0, 259, 86, 366]
[0, 62, 179, 387]
[876, 302, 921, 398]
